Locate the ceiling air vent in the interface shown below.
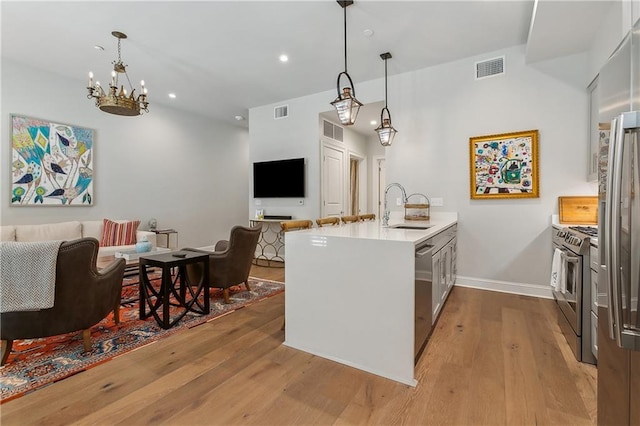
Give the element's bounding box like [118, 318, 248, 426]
[322, 120, 344, 142]
[274, 105, 288, 119]
[475, 56, 505, 80]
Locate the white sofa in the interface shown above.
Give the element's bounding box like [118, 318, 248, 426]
[0, 220, 157, 258]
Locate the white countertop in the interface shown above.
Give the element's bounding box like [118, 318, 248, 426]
[291, 212, 458, 245]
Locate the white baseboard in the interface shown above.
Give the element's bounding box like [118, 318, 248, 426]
[455, 275, 554, 299]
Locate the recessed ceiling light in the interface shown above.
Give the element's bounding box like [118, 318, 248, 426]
[279, 54, 289, 63]
[168, 93, 176, 99]
[370, 120, 377, 125]
[234, 115, 245, 121]
[94, 45, 104, 51]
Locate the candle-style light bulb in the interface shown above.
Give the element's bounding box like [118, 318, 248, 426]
[111, 71, 116, 87]
[88, 72, 93, 87]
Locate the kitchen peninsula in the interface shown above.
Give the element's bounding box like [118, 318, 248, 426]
[284, 212, 458, 386]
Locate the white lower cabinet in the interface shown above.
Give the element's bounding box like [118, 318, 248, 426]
[432, 250, 442, 323]
[431, 231, 457, 325]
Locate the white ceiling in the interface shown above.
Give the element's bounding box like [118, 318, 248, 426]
[1, 1, 615, 134]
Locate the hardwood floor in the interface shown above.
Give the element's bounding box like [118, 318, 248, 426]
[1, 265, 597, 425]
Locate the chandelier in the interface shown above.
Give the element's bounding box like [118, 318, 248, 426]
[86, 31, 149, 116]
[375, 52, 398, 146]
[330, 0, 362, 126]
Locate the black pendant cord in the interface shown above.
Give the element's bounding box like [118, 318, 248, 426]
[343, 6, 348, 73]
[378, 53, 393, 124]
[384, 58, 388, 108]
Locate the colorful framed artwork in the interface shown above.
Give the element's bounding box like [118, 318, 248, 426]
[469, 129, 539, 199]
[11, 114, 94, 206]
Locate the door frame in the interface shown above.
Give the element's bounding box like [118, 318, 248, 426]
[348, 150, 366, 216]
[372, 155, 386, 219]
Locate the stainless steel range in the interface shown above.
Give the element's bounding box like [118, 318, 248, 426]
[552, 226, 597, 364]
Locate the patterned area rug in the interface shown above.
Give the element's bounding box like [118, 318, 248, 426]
[0, 275, 284, 403]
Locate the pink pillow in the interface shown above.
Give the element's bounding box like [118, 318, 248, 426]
[100, 219, 140, 247]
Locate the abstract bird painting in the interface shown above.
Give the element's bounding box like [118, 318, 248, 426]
[11, 115, 94, 206]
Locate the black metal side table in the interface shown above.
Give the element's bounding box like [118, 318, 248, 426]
[139, 250, 209, 329]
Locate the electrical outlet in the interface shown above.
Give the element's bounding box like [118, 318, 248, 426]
[298, 199, 304, 205]
[396, 198, 402, 206]
[431, 197, 444, 207]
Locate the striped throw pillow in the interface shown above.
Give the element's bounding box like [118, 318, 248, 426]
[100, 219, 140, 247]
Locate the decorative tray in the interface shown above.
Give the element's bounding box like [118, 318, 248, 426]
[115, 247, 170, 261]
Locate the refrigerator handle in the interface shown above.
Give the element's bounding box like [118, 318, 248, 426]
[609, 113, 626, 348]
[604, 116, 619, 340]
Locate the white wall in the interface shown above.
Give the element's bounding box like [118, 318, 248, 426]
[1, 59, 249, 248]
[249, 96, 321, 220]
[250, 44, 596, 292]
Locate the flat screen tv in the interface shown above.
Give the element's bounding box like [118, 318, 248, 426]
[253, 157, 305, 198]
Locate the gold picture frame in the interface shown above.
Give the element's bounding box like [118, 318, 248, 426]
[469, 129, 539, 199]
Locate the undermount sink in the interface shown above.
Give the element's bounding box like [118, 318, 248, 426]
[389, 224, 432, 230]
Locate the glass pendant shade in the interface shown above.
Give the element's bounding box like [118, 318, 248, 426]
[331, 86, 363, 126]
[376, 117, 397, 146]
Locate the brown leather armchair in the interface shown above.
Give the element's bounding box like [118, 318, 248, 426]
[184, 225, 261, 304]
[0, 237, 125, 365]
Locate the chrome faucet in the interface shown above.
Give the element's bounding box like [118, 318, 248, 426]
[382, 183, 408, 227]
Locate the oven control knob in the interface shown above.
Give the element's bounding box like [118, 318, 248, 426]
[567, 235, 581, 246]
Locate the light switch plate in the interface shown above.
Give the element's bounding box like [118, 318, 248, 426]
[431, 197, 444, 206]
[255, 199, 262, 206]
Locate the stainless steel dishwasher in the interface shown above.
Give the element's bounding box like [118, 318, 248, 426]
[415, 241, 434, 362]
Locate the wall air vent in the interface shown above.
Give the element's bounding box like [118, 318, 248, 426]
[333, 125, 343, 142]
[323, 120, 333, 138]
[475, 56, 505, 80]
[322, 119, 344, 142]
[274, 105, 289, 119]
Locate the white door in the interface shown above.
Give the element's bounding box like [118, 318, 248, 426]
[322, 144, 345, 217]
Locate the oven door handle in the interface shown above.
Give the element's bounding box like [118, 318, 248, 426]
[559, 250, 579, 264]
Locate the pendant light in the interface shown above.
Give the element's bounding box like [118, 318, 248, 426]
[86, 31, 149, 116]
[330, 0, 362, 126]
[376, 52, 397, 146]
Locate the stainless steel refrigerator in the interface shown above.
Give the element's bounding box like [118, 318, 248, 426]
[597, 19, 640, 426]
